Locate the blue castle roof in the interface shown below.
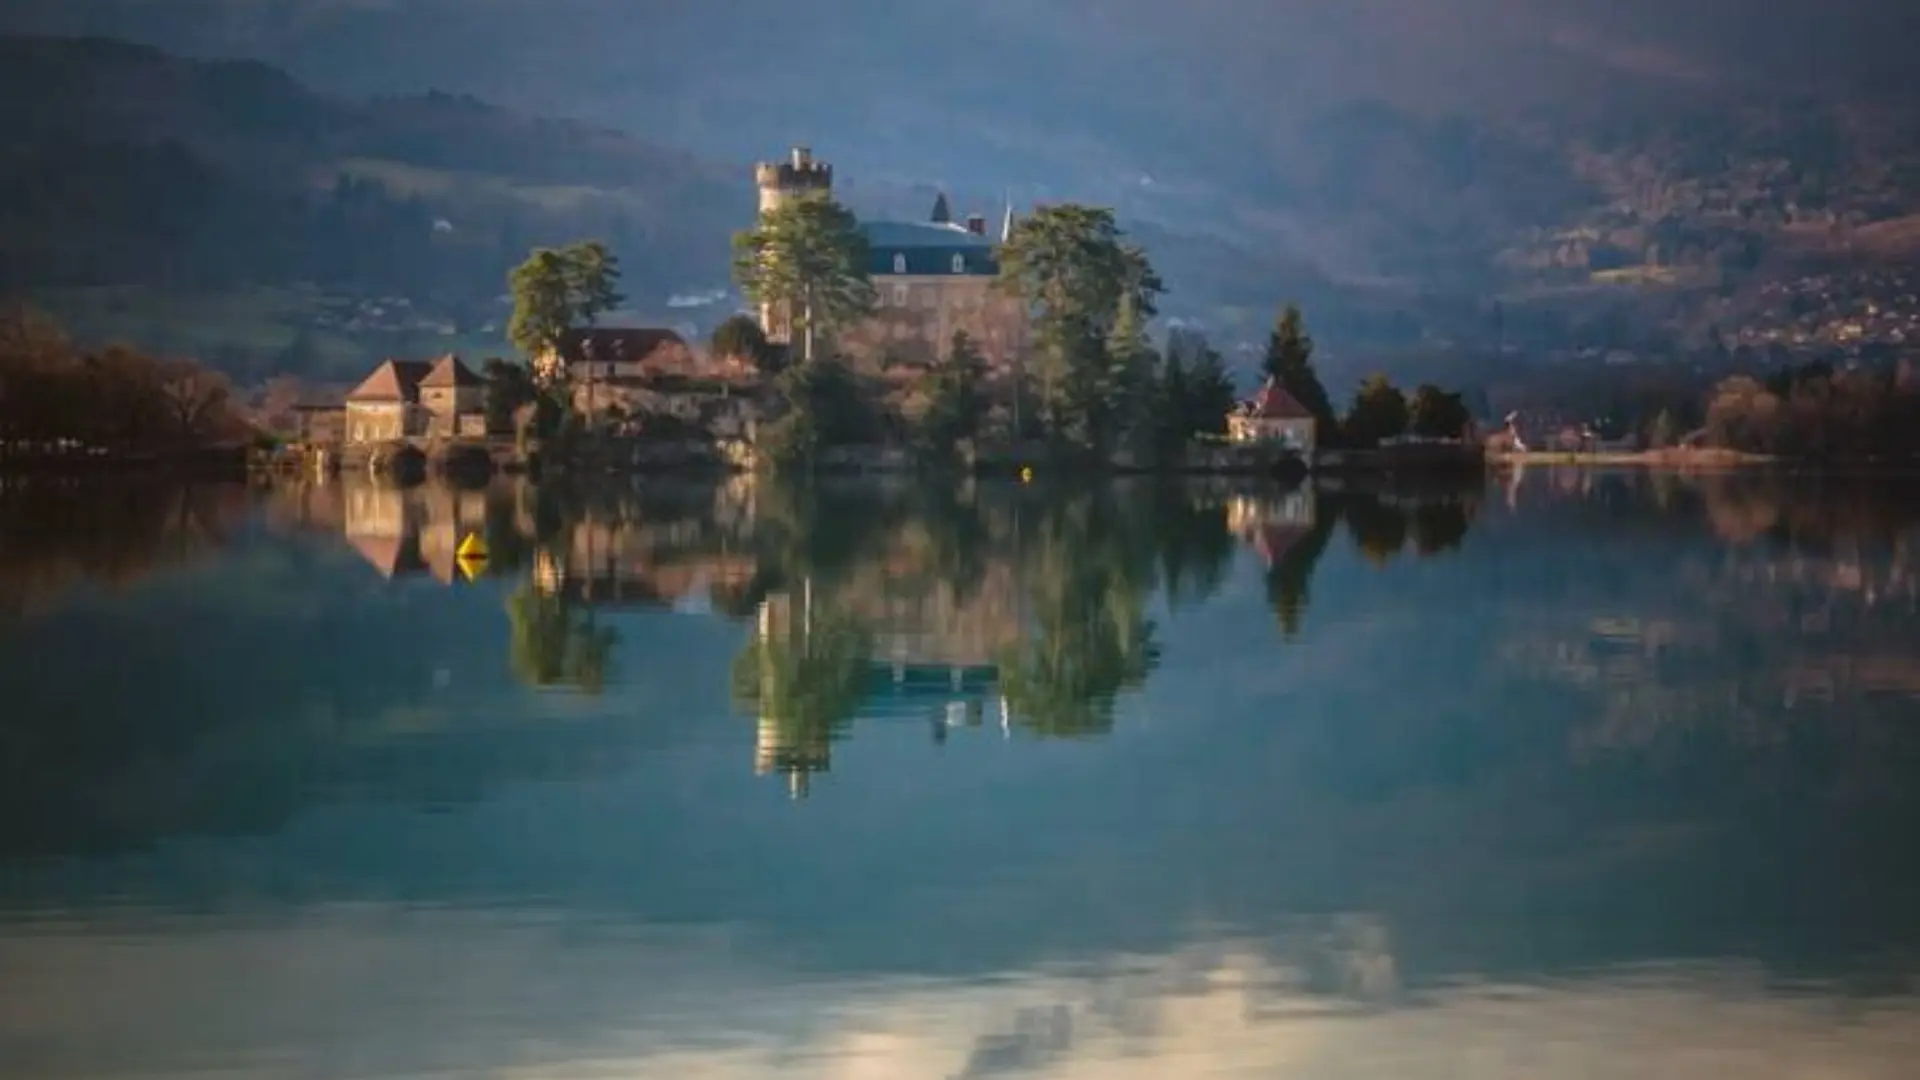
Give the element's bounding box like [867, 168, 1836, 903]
[860, 220, 998, 277]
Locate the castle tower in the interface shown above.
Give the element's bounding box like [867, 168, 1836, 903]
[751, 147, 835, 346]
[754, 146, 834, 215]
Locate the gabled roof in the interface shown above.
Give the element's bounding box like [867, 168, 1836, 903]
[555, 327, 688, 364]
[346, 360, 432, 403]
[418, 354, 481, 388]
[1246, 378, 1313, 420]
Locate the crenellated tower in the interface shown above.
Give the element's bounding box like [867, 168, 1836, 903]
[754, 146, 834, 215]
[751, 147, 834, 346]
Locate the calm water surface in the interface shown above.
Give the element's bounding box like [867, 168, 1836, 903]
[2, 469, 1919, 1078]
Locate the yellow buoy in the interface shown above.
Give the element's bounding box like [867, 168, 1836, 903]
[456, 532, 489, 560]
[1019, 466, 1033, 484]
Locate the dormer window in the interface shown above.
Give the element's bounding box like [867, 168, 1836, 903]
[892, 253, 907, 274]
[951, 254, 966, 274]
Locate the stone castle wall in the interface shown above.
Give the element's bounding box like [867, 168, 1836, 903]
[837, 276, 1029, 371]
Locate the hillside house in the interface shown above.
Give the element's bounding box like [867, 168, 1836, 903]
[344, 355, 486, 444]
[1227, 378, 1318, 454]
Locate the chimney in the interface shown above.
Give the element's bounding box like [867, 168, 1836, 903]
[791, 146, 811, 168]
[964, 214, 986, 235]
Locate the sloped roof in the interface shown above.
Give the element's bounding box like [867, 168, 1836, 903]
[1247, 378, 1314, 420]
[556, 327, 687, 365]
[862, 219, 998, 276]
[418, 354, 481, 388]
[346, 360, 432, 403]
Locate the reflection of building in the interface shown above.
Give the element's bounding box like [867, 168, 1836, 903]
[1228, 378, 1317, 453]
[1227, 490, 1317, 566]
[747, 567, 1017, 798]
[341, 482, 489, 583]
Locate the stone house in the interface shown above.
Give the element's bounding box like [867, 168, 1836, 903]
[344, 355, 487, 444]
[1228, 378, 1318, 454]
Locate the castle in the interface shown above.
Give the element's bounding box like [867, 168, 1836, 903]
[752, 146, 1029, 371]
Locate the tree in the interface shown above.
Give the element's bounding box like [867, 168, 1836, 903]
[1344, 374, 1409, 448]
[507, 241, 625, 363]
[1102, 296, 1158, 453]
[916, 330, 989, 461]
[1408, 383, 1473, 440]
[1262, 304, 1339, 440]
[1645, 407, 1678, 449]
[710, 313, 777, 373]
[1182, 337, 1238, 439]
[731, 192, 875, 364]
[155, 359, 234, 444]
[483, 358, 537, 436]
[995, 203, 1164, 451]
[761, 355, 883, 471]
[1154, 348, 1189, 451]
[562, 241, 624, 326]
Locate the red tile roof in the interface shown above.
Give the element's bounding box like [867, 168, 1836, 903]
[345, 360, 433, 403]
[1247, 378, 1313, 420]
[418, 354, 481, 388]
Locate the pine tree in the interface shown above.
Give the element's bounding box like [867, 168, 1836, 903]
[1184, 339, 1237, 438]
[1262, 304, 1338, 438]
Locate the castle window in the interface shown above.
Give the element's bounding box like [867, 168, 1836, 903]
[892, 253, 907, 274]
[892, 284, 909, 307]
[951, 254, 966, 274]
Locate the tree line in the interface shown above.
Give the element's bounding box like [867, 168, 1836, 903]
[0, 306, 245, 460]
[726, 191, 1478, 470]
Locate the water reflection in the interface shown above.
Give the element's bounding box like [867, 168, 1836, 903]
[2, 469, 1920, 1076]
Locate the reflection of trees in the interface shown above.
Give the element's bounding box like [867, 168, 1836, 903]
[1260, 489, 1481, 639]
[505, 581, 617, 693]
[1345, 496, 1411, 565]
[730, 593, 873, 796]
[996, 490, 1163, 739]
[1266, 497, 1341, 639]
[0, 481, 250, 618]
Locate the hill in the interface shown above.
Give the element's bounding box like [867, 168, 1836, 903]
[0, 35, 752, 379]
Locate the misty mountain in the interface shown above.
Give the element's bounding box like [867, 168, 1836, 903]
[0, 33, 749, 307]
[14, 1, 1920, 315]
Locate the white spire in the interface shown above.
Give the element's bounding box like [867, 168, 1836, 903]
[999, 195, 1015, 242]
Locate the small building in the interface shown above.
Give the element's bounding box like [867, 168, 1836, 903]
[1227, 378, 1317, 454]
[532, 327, 696, 387]
[343, 355, 486, 444]
[537, 327, 762, 435]
[417, 354, 486, 437]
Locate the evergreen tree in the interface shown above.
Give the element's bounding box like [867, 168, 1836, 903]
[1344, 374, 1410, 448]
[996, 203, 1164, 453]
[1183, 338, 1238, 438]
[1155, 348, 1190, 451]
[1262, 304, 1338, 439]
[917, 330, 989, 462]
[731, 192, 875, 364]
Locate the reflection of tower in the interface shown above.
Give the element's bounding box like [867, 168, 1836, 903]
[752, 147, 835, 347]
[752, 585, 830, 799]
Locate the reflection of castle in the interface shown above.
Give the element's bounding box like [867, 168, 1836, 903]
[748, 575, 1018, 799]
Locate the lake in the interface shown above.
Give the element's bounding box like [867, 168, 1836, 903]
[2, 468, 1919, 1078]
